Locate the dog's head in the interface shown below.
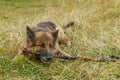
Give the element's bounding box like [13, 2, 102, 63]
[26, 26, 59, 63]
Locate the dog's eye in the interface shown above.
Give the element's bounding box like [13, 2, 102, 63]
[49, 44, 53, 48]
[40, 43, 45, 48]
[64, 31, 66, 34]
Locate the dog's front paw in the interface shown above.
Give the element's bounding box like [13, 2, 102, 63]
[59, 38, 71, 46]
[66, 41, 71, 46]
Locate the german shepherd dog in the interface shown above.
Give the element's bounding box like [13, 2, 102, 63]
[12, 21, 74, 63]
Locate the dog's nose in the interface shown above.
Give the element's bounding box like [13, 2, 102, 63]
[47, 57, 52, 61]
[46, 53, 53, 61]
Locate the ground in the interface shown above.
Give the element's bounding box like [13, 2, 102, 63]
[0, 0, 120, 80]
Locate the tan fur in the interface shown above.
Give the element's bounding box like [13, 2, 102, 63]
[56, 24, 70, 45]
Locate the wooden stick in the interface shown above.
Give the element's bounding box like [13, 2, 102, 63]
[54, 55, 120, 62]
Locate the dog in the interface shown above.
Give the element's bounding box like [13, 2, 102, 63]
[12, 21, 74, 63]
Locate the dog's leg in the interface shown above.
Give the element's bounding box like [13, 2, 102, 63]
[63, 22, 74, 30]
[11, 50, 23, 61]
[58, 22, 74, 46]
[57, 49, 71, 57]
[63, 22, 74, 34]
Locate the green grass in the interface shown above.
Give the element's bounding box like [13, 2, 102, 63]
[0, 0, 120, 80]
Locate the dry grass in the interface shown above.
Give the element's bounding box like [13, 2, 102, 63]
[0, 0, 120, 80]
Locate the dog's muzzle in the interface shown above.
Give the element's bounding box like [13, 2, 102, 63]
[22, 48, 54, 63]
[37, 52, 53, 63]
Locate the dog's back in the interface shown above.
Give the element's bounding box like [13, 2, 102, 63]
[32, 21, 74, 45]
[33, 21, 57, 33]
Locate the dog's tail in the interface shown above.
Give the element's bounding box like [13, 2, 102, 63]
[63, 22, 75, 29]
[55, 55, 120, 62]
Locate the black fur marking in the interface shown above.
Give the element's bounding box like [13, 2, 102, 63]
[63, 22, 75, 29]
[52, 30, 59, 46]
[33, 21, 56, 32]
[26, 26, 36, 44]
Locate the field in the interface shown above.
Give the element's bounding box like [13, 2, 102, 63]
[0, 0, 120, 80]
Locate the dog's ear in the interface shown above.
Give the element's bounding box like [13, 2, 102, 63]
[51, 30, 59, 42]
[26, 26, 36, 42]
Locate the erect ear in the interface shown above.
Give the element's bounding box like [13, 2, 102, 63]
[26, 26, 36, 42]
[51, 30, 59, 42]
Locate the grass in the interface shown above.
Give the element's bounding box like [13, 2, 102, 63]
[0, 0, 120, 80]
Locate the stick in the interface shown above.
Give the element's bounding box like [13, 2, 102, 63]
[54, 55, 120, 62]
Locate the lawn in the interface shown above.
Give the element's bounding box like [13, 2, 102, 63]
[0, 0, 120, 80]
